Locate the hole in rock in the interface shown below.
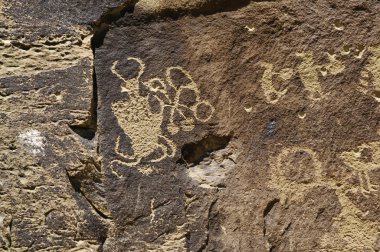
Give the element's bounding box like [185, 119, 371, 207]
[333, 20, 344, 30]
[357, 45, 365, 53]
[298, 111, 306, 119]
[342, 45, 350, 54]
[10, 41, 31, 51]
[69, 125, 96, 140]
[373, 90, 380, 99]
[179, 135, 231, 165]
[244, 103, 253, 113]
[320, 66, 328, 76]
[263, 198, 280, 218]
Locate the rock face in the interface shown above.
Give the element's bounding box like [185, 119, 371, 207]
[1, 0, 380, 251]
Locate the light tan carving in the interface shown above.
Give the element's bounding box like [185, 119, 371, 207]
[340, 142, 380, 197]
[296, 52, 345, 100]
[269, 145, 380, 250]
[111, 57, 214, 167]
[324, 140, 380, 250]
[164, 66, 215, 134]
[333, 20, 344, 31]
[321, 189, 379, 251]
[353, 45, 366, 59]
[260, 62, 293, 104]
[244, 25, 255, 32]
[324, 53, 346, 75]
[260, 51, 345, 103]
[111, 58, 175, 166]
[269, 147, 323, 203]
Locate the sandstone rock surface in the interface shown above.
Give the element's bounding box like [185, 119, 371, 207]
[1, 0, 380, 251]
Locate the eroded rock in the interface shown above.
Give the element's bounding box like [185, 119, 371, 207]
[2, 0, 380, 251]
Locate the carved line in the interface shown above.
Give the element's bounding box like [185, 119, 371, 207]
[110, 57, 215, 167]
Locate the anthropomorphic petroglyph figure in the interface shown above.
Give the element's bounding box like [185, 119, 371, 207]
[340, 142, 380, 197]
[359, 45, 380, 101]
[259, 62, 293, 104]
[320, 186, 379, 251]
[111, 57, 214, 166]
[111, 57, 176, 165]
[321, 142, 380, 250]
[269, 146, 380, 249]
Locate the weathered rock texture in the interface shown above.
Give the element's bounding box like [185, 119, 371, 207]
[1, 0, 380, 251]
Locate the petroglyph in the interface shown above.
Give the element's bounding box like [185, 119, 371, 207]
[260, 51, 344, 103]
[111, 58, 174, 166]
[270, 145, 380, 250]
[269, 147, 323, 204]
[111, 57, 214, 167]
[164, 66, 215, 134]
[260, 62, 293, 104]
[296, 51, 345, 100]
[340, 142, 380, 197]
[333, 20, 344, 31]
[353, 45, 366, 59]
[359, 45, 380, 101]
[321, 188, 380, 251]
[339, 45, 366, 58]
[341, 45, 351, 55]
[243, 103, 253, 113]
[244, 25, 255, 32]
[324, 53, 346, 75]
[320, 169, 380, 251]
[111, 58, 175, 166]
[297, 111, 306, 119]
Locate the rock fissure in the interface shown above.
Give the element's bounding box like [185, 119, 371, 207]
[263, 198, 279, 218]
[8, 217, 13, 250]
[197, 199, 218, 252]
[64, 0, 143, 226]
[91, 0, 138, 49]
[263, 198, 280, 251]
[65, 167, 110, 220]
[84, 194, 111, 220]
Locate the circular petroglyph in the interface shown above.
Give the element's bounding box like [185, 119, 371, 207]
[269, 147, 323, 203]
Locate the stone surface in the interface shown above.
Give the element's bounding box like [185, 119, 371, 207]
[0, 0, 122, 251]
[2, 0, 380, 251]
